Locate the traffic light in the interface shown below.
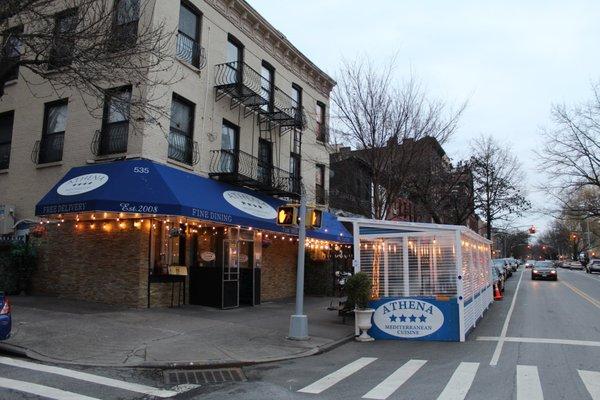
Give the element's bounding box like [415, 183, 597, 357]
[307, 208, 323, 229]
[528, 225, 536, 234]
[277, 205, 298, 226]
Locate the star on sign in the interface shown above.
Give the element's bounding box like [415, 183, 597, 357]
[399, 315, 407, 322]
[409, 315, 417, 322]
[419, 314, 427, 323]
[389, 314, 397, 322]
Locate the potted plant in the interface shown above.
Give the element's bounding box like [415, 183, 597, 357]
[345, 272, 374, 342]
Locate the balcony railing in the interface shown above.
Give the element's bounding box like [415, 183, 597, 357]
[176, 33, 206, 70]
[271, 87, 305, 129]
[91, 125, 128, 156]
[214, 62, 304, 129]
[0, 143, 10, 169]
[209, 149, 300, 198]
[215, 61, 268, 111]
[31, 133, 64, 164]
[168, 130, 200, 166]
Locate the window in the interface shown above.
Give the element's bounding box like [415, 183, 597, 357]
[289, 153, 301, 194]
[316, 101, 326, 142]
[292, 129, 301, 154]
[257, 138, 272, 185]
[2, 25, 23, 82]
[48, 8, 78, 69]
[99, 86, 131, 155]
[292, 84, 303, 125]
[260, 61, 274, 112]
[220, 120, 238, 173]
[39, 100, 68, 164]
[169, 95, 195, 165]
[0, 111, 14, 170]
[226, 35, 243, 84]
[177, 3, 202, 67]
[111, 0, 140, 51]
[315, 164, 325, 204]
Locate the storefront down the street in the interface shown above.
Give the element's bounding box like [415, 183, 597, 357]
[33, 159, 351, 309]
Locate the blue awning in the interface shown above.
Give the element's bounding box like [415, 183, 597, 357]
[35, 159, 352, 243]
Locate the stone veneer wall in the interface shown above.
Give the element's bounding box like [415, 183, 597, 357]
[261, 240, 297, 301]
[33, 221, 150, 308]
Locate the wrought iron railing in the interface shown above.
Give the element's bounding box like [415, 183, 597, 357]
[91, 125, 129, 156]
[32, 133, 64, 164]
[209, 149, 300, 197]
[0, 143, 10, 169]
[272, 87, 305, 129]
[215, 61, 264, 95]
[176, 33, 206, 69]
[168, 130, 199, 165]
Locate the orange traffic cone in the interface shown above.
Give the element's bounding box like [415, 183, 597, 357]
[494, 283, 503, 301]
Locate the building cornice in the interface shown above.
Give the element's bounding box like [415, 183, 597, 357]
[206, 0, 336, 98]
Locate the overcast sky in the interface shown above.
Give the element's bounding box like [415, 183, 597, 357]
[249, 0, 600, 232]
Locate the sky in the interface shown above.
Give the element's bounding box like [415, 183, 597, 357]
[248, 0, 600, 233]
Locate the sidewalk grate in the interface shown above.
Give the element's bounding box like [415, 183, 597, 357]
[164, 368, 246, 385]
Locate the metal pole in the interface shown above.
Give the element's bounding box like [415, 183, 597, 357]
[289, 184, 308, 340]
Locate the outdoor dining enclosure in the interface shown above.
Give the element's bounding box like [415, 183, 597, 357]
[341, 218, 493, 342]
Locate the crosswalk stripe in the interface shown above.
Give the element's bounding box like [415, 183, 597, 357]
[436, 362, 479, 400]
[362, 359, 427, 400]
[578, 370, 600, 400]
[0, 356, 180, 398]
[0, 376, 101, 400]
[517, 365, 543, 400]
[298, 357, 377, 394]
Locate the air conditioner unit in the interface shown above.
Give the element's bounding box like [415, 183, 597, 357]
[0, 205, 16, 235]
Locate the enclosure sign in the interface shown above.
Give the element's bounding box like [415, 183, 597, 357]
[369, 297, 460, 341]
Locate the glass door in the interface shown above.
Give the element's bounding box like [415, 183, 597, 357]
[222, 239, 239, 308]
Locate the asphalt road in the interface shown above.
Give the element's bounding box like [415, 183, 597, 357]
[0, 267, 597, 399]
[198, 268, 600, 400]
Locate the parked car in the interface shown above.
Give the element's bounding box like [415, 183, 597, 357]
[491, 265, 505, 292]
[524, 259, 535, 269]
[493, 259, 512, 278]
[585, 259, 600, 274]
[532, 261, 558, 281]
[0, 293, 11, 341]
[505, 258, 519, 272]
[569, 261, 584, 270]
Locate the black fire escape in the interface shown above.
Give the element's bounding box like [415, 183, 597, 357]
[212, 61, 304, 198]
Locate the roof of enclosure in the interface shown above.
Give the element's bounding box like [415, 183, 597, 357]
[339, 217, 492, 244]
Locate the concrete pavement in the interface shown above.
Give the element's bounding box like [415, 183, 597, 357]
[0, 296, 353, 368]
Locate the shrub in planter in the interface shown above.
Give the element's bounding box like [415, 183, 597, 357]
[345, 272, 372, 310]
[0, 253, 19, 295]
[9, 242, 38, 294]
[345, 272, 375, 341]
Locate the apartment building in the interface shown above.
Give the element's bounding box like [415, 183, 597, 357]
[0, 0, 351, 308]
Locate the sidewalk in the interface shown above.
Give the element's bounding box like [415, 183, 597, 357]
[0, 296, 354, 368]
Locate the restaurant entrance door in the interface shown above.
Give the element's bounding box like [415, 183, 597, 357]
[191, 227, 261, 309]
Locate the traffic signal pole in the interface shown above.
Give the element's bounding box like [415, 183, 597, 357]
[289, 185, 308, 340]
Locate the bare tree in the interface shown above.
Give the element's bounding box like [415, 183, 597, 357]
[404, 155, 475, 225]
[539, 82, 600, 219]
[331, 55, 466, 219]
[470, 135, 530, 239]
[0, 0, 178, 133]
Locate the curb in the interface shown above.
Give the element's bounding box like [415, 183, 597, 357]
[0, 333, 355, 370]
